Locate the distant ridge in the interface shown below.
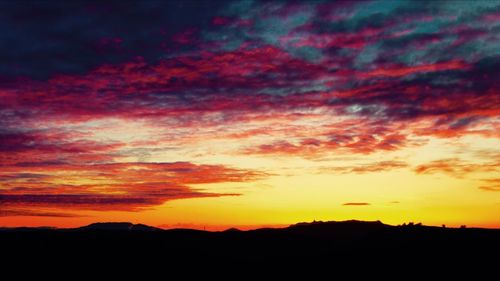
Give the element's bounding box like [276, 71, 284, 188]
[2, 219, 499, 270]
[1, 220, 497, 232]
[222, 227, 242, 232]
[76, 222, 162, 231]
[289, 219, 385, 228]
[0, 220, 391, 232]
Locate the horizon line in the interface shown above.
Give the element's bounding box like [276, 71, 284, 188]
[2, 219, 500, 231]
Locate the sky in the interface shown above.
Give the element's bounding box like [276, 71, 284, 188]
[0, 0, 499, 230]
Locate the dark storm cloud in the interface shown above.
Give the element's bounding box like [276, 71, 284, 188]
[0, 0, 231, 79]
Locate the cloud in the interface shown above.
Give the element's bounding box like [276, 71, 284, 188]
[0, 162, 267, 212]
[414, 158, 499, 178]
[242, 122, 414, 158]
[1, 2, 497, 132]
[0, 209, 82, 218]
[0, 1, 232, 79]
[342, 203, 370, 206]
[0, 173, 49, 181]
[479, 179, 500, 192]
[320, 161, 408, 174]
[358, 61, 468, 79]
[0, 128, 122, 167]
[0, 15, 497, 163]
[0, 128, 121, 153]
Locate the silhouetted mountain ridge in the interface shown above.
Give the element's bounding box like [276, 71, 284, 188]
[2, 219, 499, 271]
[76, 222, 162, 231]
[1, 219, 497, 232]
[288, 219, 386, 229]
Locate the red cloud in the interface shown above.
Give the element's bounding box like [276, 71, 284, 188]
[0, 12, 498, 162]
[242, 119, 413, 158]
[359, 61, 467, 78]
[0, 128, 122, 167]
[212, 16, 231, 26]
[0, 208, 83, 218]
[0, 162, 267, 212]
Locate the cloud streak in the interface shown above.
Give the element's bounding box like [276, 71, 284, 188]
[0, 209, 83, 218]
[321, 161, 408, 174]
[414, 158, 499, 178]
[0, 162, 266, 211]
[343, 203, 370, 206]
[479, 179, 500, 192]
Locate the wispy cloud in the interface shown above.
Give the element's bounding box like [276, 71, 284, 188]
[343, 203, 370, 206]
[414, 158, 499, 178]
[479, 179, 500, 192]
[320, 161, 408, 174]
[0, 209, 83, 218]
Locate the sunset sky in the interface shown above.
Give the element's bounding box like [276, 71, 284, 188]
[0, 0, 499, 230]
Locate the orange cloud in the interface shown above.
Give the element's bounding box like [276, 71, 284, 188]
[414, 158, 499, 178]
[0, 208, 82, 218]
[0, 162, 267, 212]
[479, 179, 500, 192]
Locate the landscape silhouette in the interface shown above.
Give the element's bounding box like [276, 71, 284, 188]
[3, 219, 500, 272]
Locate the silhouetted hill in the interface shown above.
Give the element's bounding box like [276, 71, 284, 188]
[223, 227, 242, 232]
[286, 219, 387, 235]
[76, 222, 162, 231]
[2, 220, 499, 273]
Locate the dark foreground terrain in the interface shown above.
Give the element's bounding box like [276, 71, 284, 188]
[2, 220, 499, 274]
